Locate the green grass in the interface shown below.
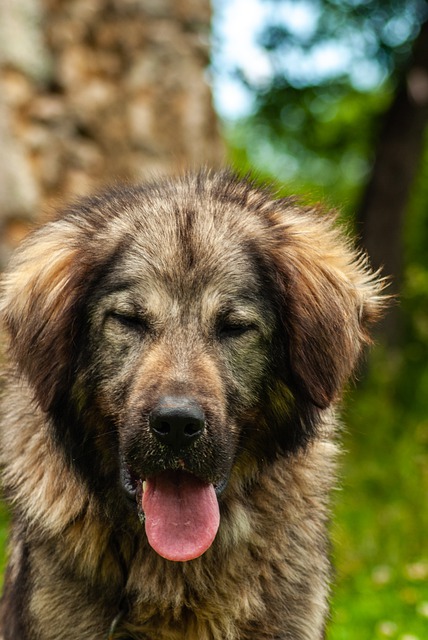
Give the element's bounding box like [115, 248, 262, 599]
[0, 350, 426, 638]
[330, 348, 428, 639]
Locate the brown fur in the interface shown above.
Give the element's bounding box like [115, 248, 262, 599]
[0, 171, 385, 639]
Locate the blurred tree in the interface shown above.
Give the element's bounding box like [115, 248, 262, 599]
[0, 0, 224, 266]
[216, 0, 428, 344]
[358, 19, 428, 342]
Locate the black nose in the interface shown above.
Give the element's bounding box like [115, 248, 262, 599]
[149, 397, 205, 453]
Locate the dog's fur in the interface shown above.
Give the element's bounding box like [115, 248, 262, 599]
[0, 171, 385, 639]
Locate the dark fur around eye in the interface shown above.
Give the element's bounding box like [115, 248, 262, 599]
[109, 311, 148, 332]
[217, 321, 257, 340]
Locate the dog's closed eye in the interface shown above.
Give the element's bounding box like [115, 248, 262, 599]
[109, 311, 149, 333]
[216, 320, 257, 340]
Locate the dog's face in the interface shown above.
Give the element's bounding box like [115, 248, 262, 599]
[88, 216, 275, 460]
[80, 196, 280, 560]
[1, 172, 384, 562]
[87, 215, 275, 485]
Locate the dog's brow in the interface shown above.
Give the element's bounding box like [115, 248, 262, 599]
[98, 279, 140, 296]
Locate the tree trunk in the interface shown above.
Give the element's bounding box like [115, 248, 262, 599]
[0, 0, 224, 266]
[357, 19, 428, 344]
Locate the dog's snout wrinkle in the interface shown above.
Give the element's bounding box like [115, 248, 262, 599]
[149, 396, 205, 453]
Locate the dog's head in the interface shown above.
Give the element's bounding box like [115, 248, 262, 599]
[1, 172, 386, 560]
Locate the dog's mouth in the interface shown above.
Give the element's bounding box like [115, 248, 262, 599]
[121, 466, 222, 562]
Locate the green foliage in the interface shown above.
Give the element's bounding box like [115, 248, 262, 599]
[330, 347, 428, 639]
[256, 0, 422, 81]
[225, 84, 392, 207]
[219, 0, 428, 201]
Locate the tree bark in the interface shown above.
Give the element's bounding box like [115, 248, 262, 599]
[357, 19, 428, 344]
[0, 0, 224, 266]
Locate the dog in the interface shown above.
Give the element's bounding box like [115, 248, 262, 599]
[0, 171, 385, 639]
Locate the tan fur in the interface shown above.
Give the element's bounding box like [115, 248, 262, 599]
[0, 171, 386, 639]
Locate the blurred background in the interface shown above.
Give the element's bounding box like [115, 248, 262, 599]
[0, 0, 427, 637]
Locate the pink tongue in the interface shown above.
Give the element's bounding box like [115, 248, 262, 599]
[142, 471, 220, 562]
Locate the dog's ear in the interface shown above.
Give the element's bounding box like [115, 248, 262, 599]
[268, 206, 387, 408]
[1, 219, 93, 413]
